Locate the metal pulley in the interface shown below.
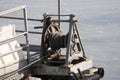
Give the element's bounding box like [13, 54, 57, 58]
[41, 16, 67, 56]
[47, 32, 68, 50]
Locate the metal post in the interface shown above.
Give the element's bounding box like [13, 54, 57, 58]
[65, 14, 74, 65]
[23, 7, 30, 64]
[43, 13, 47, 27]
[74, 24, 86, 57]
[41, 13, 47, 58]
[58, 0, 60, 26]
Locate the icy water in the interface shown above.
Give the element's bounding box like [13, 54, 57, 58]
[0, 0, 120, 80]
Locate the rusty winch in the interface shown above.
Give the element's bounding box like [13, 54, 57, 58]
[31, 14, 104, 80]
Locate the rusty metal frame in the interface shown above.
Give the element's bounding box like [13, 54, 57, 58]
[43, 13, 85, 65]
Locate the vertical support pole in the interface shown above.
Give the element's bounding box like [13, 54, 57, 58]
[43, 13, 47, 27]
[41, 13, 47, 58]
[58, 0, 60, 26]
[74, 24, 86, 57]
[23, 7, 30, 64]
[65, 14, 74, 65]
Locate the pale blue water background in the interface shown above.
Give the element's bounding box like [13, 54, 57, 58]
[0, 0, 120, 80]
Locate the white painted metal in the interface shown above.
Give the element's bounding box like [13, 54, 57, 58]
[0, 5, 26, 16]
[0, 24, 26, 76]
[70, 58, 93, 73]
